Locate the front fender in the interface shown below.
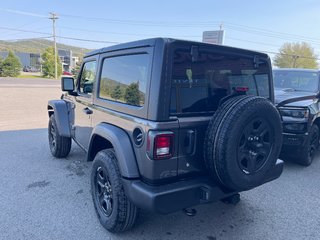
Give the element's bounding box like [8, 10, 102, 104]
[88, 123, 140, 178]
[47, 100, 71, 137]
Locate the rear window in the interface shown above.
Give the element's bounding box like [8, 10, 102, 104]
[170, 48, 271, 115]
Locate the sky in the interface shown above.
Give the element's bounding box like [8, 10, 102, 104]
[0, 0, 320, 60]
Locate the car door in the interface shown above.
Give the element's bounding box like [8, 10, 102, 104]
[74, 58, 97, 151]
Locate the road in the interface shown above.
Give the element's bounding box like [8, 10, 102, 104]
[0, 77, 320, 240]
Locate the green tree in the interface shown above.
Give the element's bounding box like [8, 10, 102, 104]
[42, 47, 62, 78]
[71, 63, 81, 78]
[124, 82, 140, 106]
[110, 85, 123, 101]
[274, 42, 318, 69]
[1, 51, 22, 77]
[71, 56, 83, 78]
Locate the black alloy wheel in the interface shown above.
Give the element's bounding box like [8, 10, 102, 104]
[204, 96, 283, 191]
[48, 114, 71, 158]
[95, 166, 113, 217]
[238, 118, 273, 175]
[49, 122, 57, 152]
[91, 149, 138, 232]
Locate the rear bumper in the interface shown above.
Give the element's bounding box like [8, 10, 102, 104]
[123, 159, 283, 214]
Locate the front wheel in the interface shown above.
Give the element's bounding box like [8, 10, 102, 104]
[91, 149, 138, 233]
[48, 114, 71, 158]
[296, 125, 319, 166]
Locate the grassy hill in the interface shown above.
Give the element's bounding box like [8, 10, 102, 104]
[0, 39, 90, 57]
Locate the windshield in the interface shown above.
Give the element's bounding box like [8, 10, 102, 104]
[273, 70, 319, 92]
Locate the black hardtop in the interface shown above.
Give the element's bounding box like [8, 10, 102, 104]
[84, 37, 270, 59]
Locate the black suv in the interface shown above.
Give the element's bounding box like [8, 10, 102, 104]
[48, 38, 283, 232]
[274, 68, 320, 166]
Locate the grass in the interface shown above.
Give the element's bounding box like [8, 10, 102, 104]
[17, 74, 44, 79]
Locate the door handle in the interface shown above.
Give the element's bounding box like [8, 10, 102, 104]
[83, 107, 93, 115]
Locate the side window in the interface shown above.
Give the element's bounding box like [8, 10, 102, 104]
[79, 61, 96, 95]
[99, 54, 149, 107]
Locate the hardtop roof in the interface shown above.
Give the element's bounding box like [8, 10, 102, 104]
[84, 37, 270, 59]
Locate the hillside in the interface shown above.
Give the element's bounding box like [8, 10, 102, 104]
[0, 39, 90, 57]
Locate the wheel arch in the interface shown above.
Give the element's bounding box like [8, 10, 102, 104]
[47, 100, 71, 137]
[87, 123, 140, 179]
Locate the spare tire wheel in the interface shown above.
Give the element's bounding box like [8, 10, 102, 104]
[204, 96, 282, 191]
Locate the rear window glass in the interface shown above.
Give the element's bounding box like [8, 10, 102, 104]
[170, 48, 270, 115]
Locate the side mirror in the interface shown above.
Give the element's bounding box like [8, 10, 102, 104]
[61, 77, 75, 92]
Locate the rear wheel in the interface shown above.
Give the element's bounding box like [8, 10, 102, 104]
[204, 96, 282, 191]
[91, 149, 138, 233]
[48, 114, 71, 158]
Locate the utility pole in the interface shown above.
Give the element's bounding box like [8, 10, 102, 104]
[49, 12, 58, 79]
[219, 22, 224, 45]
[292, 55, 299, 68]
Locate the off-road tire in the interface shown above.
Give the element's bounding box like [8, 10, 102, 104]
[204, 96, 282, 191]
[295, 124, 319, 166]
[48, 114, 71, 158]
[91, 149, 138, 233]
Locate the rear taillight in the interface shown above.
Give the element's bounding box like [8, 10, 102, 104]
[154, 134, 173, 159]
[235, 86, 249, 92]
[147, 132, 174, 160]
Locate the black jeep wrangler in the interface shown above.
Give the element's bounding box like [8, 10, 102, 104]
[274, 68, 320, 166]
[48, 38, 283, 232]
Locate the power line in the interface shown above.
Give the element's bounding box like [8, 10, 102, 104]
[57, 36, 119, 44]
[58, 26, 200, 38]
[0, 8, 47, 18]
[0, 36, 51, 42]
[262, 50, 320, 61]
[59, 13, 220, 27]
[0, 8, 319, 43]
[224, 22, 320, 43]
[223, 23, 320, 46]
[227, 36, 281, 49]
[0, 26, 119, 44]
[0, 26, 51, 36]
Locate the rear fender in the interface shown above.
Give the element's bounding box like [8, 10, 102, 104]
[88, 123, 140, 179]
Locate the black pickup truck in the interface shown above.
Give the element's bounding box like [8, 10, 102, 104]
[274, 68, 320, 166]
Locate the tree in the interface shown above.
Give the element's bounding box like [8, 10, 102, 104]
[124, 82, 140, 106]
[110, 85, 123, 101]
[274, 42, 318, 69]
[71, 63, 81, 78]
[71, 56, 83, 78]
[1, 51, 22, 77]
[41, 47, 62, 78]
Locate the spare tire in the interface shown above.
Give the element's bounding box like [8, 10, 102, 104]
[204, 96, 282, 191]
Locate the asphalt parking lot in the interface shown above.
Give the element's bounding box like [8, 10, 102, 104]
[1, 78, 320, 240]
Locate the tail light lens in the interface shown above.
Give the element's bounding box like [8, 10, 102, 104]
[235, 86, 249, 92]
[147, 132, 174, 160]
